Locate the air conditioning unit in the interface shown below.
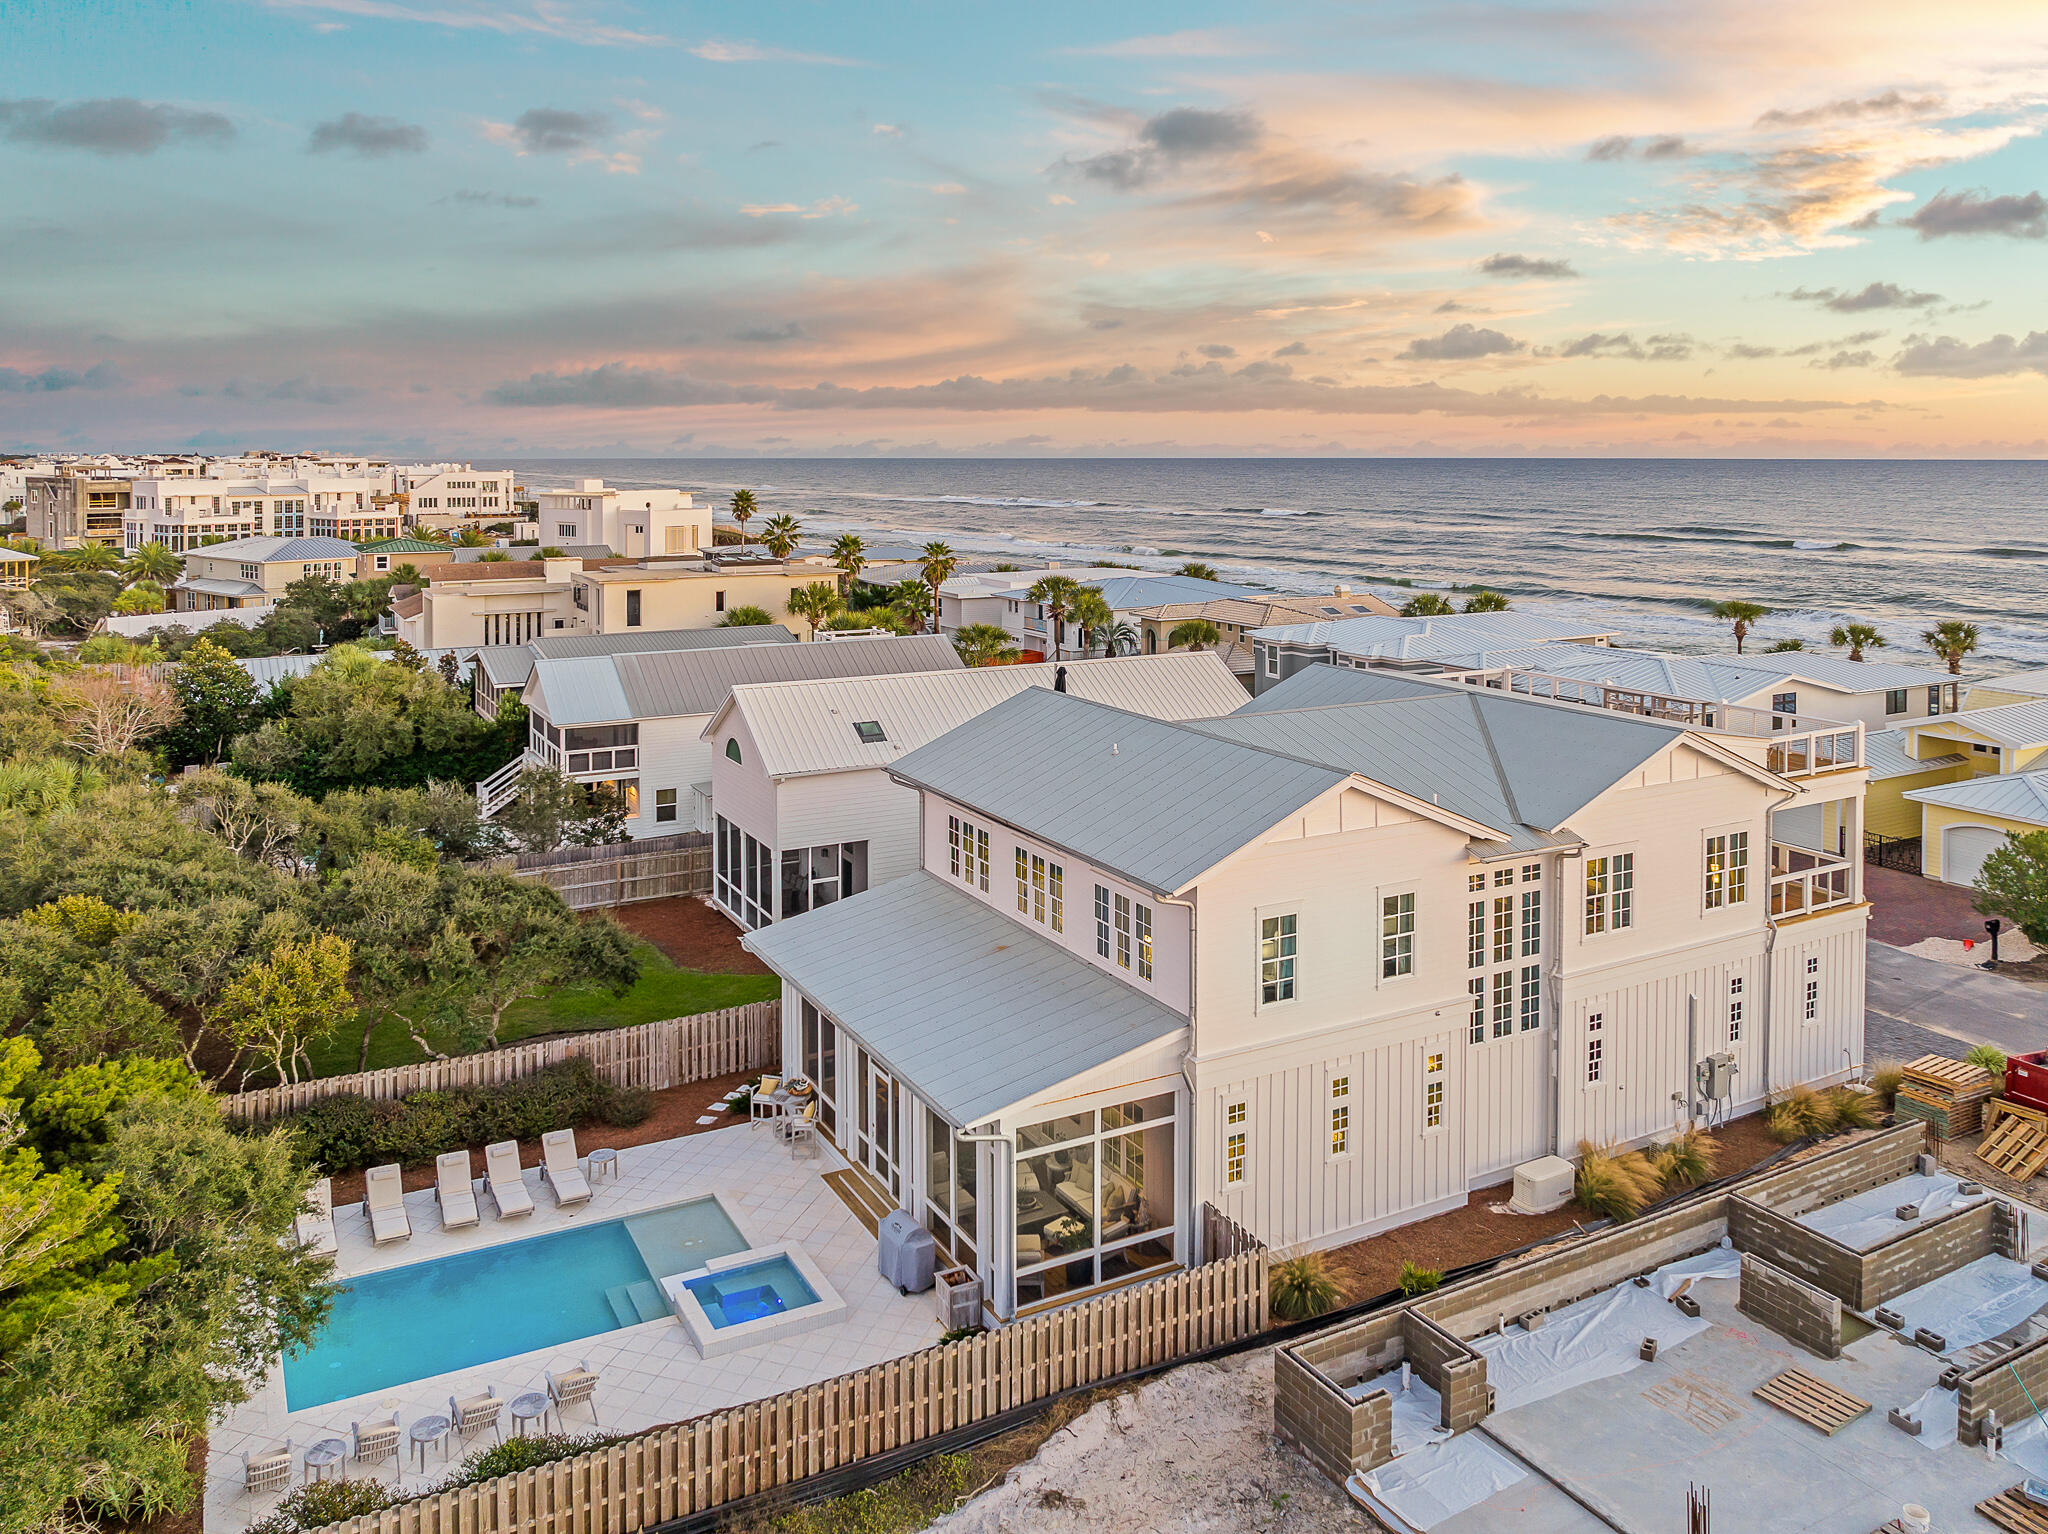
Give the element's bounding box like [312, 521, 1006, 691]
[1510, 1155, 1577, 1215]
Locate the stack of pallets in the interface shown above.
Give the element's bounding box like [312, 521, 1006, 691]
[1979, 1098, 2048, 1181]
[1894, 1054, 2000, 1140]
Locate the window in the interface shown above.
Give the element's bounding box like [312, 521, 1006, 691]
[1705, 831, 1750, 908]
[949, 816, 963, 878]
[1493, 895, 1515, 963]
[1263, 647, 1277, 678]
[1520, 888, 1542, 956]
[1259, 913, 1297, 1002]
[1225, 1131, 1246, 1184]
[1772, 691, 1797, 717]
[1586, 1013, 1604, 1083]
[780, 841, 868, 916]
[1804, 979, 1819, 1021]
[1492, 969, 1514, 1039]
[1728, 975, 1744, 1041]
[1095, 885, 1111, 958]
[1585, 853, 1634, 933]
[952, 818, 989, 890]
[853, 720, 886, 744]
[1520, 964, 1541, 1031]
[1051, 865, 1065, 934]
[1468, 900, 1486, 968]
[1468, 977, 1486, 1044]
[1928, 685, 1944, 716]
[1495, 866, 1514, 888]
[625, 589, 642, 627]
[1584, 857, 1609, 934]
[1330, 1077, 1350, 1156]
[1807, 955, 1819, 973]
[1424, 1053, 1445, 1130]
[974, 826, 990, 890]
[655, 787, 677, 823]
[1032, 855, 1047, 923]
[1136, 901, 1152, 979]
[1016, 848, 1030, 914]
[715, 589, 725, 612]
[557, 523, 577, 540]
[1115, 894, 1132, 969]
[1612, 853, 1634, 929]
[1228, 1100, 1245, 1125]
[1381, 892, 1414, 978]
[1885, 688, 1908, 716]
[1469, 872, 1485, 892]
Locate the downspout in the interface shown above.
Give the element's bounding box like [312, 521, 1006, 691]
[1758, 781, 1801, 1103]
[1156, 890, 1201, 1264]
[1549, 848, 1581, 1158]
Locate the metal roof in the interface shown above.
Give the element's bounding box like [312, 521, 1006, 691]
[1711, 649, 1960, 692]
[742, 874, 1187, 1127]
[888, 688, 1352, 894]
[234, 651, 391, 687]
[472, 624, 797, 690]
[707, 652, 1249, 779]
[358, 537, 448, 554]
[1971, 670, 2048, 701]
[983, 572, 1262, 609]
[1909, 701, 2048, 749]
[1251, 611, 1623, 658]
[1124, 593, 1399, 626]
[1233, 664, 1461, 713]
[1904, 770, 2048, 825]
[1863, 728, 1968, 781]
[525, 633, 961, 726]
[183, 534, 363, 562]
[175, 576, 267, 598]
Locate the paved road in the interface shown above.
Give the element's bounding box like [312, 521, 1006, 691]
[1866, 941, 2048, 1062]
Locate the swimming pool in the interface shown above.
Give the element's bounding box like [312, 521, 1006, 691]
[661, 1242, 849, 1358]
[683, 1254, 819, 1328]
[284, 1197, 747, 1411]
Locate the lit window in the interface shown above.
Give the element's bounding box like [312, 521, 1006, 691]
[1330, 1077, 1350, 1156]
[1585, 856, 1609, 934]
[1032, 855, 1047, 924]
[1016, 848, 1030, 915]
[1226, 1131, 1246, 1184]
[1492, 970, 1514, 1039]
[1227, 1100, 1246, 1125]
[1468, 872, 1486, 893]
[1050, 864, 1064, 934]
[1468, 900, 1486, 968]
[1705, 831, 1749, 909]
[975, 828, 990, 891]
[1259, 913, 1297, 1003]
[1381, 892, 1415, 978]
[1493, 896, 1515, 964]
[1115, 894, 1133, 970]
[1424, 1053, 1445, 1130]
[1587, 1013, 1604, 1083]
[1136, 902, 1152, 979]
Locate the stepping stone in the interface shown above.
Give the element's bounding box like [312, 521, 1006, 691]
[695, 1115, 719, 1125]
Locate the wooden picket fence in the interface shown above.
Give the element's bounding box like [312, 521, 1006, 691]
[221, 1002, 779, 1123]
[316, 1222, 1267, 1534]
[492, 833, 713, 911]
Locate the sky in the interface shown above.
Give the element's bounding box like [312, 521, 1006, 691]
[4, 0, 2048, 458]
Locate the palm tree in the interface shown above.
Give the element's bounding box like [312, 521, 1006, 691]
[1462, 589, 1511, 613]
[1400, 592, 1456, 617]
[953, 622, 1020, 667]
[786, 581, 843, 639]
[1102, 620, 1138, 657]
[1828, 622, 1887, 662]
[892, 580, 935, 633]
[69, 543, 122, 572]
[829, 532, 867, 595]
[1923, 619, 1981, 675]
[1168, 619, 1222, 652]
[719, 604, 776, 628]
[1069, 589, 1115, 656]
[1178, 561, 1219, 581]
[123, 541, 182, 584]
[1764, 639, 1806, 652]
[1025, 574, 1084, 661]
[759, 513, 803, 559]
[919, 541, 958, 635]
[456, 527, 493, 548]
[1710, 600, 1770, 654]
[728, 489, 758, 546]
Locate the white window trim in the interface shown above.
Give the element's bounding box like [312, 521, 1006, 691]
[1377, 887, 1417, 985]
[1326, 1071, 1353, 1160]
[1422, 1051, 1447, 1134]
[1256, 904, 1300, 1009]
[1702, 823, 1753, 912]
[1581, 843, 1639, 938]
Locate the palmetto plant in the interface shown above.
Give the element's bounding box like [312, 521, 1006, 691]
[1177, 561, 1219, 581]
[786, 580, 842, 639]
[1710, 599, 1770, 654]
[758, 513, 803, 559]
[1102, 620, 1138, 657]
[829, 532, 866, 593]
[1829, 622, 1886, 661]
[1923, 619, 1980, 675]
[1462, 589, 1511, 613]
[123, 540, 182, 584]
[919, 540, 958, 635]
[953, 622, 1019, 666]
[1168, 618, 1222, 651]
[1025, 573, 1084, 661]
[892, 579, 935, 633]
[1068, 588, 1114, 656]
[68, 543, 122, 572]
[1399, 592, 1455, 617]
[728, 488, 758, 545]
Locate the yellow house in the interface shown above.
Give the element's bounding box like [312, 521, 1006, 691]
[1901, 700, 2048, 779]
[1965, 669, 2048, 711]
[1862, 728, 1970, 840]
[1904, 771, 2048, 886]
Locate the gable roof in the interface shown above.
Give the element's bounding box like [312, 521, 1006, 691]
[707, 652, 1248, 779]
[743, 874, 1187, 1127]
[187, 534, 362, 562]
[1907, 701, 2048, 750]
[1971, 669, 2048, 702]
[1905, 770, 2048, 825]
[1125, 593, 1399, 626]
[888, 688, 1356, 894]
[1864, 728, 1968, 781]
[524, 633, 961, 726]
[985, 571, 1262, 609]
[473, 623, 797, 691]
[1233, 663, 1460, 713]
[357, 537, 450, 555]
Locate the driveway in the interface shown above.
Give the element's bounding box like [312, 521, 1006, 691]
[1864, 864, 1990, 947]
[1866, 941, 2048, 1063]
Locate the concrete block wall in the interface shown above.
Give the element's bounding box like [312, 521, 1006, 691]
[1739, 1124, 1926, 1217]
[1401, 1313, 1489, 1429]
[1273, 1345, 1394, 1481]
[1738, 1253, 1842, 1358]
[1289, 1309, 1406, 1392]
[1726, 1197, 1862, 1305]
[1960, 1333, 2048, 1446]
[1994, 1200, 2030, 1261]
[1860, 1202, 1996, 1310]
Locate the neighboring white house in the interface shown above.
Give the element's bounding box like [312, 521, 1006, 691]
[1249, 611, 1624, 692]
[400, 466, 517, 531]
[745, 661, 1868, 1320]
[488, 633, 962, 835]
[468, 623, 798, 720]
[526, 479, 709, 558]
[702, 652, 1250, 931]
[976, 571, 1265, 660]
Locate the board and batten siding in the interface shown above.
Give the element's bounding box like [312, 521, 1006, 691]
[778, 769, 923, 890]
[1769, 908, 1866, 1092]
[1462, 1027, 1549, 1182]
[706, 708, 780, 855]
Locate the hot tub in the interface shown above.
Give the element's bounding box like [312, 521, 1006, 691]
[660, 1242, 848, 1357]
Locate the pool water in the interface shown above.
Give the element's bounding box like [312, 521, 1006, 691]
[683, 1256, 819, 1329]
[284, 1197, 746, 1411]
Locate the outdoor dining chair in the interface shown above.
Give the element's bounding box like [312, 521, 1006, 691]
[545, 1362, 601, 1427]
[241, 1442, 292, 1499]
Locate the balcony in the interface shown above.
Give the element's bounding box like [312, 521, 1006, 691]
[1447, 667, 1863, 777]
[1769, 843, 1856, 918]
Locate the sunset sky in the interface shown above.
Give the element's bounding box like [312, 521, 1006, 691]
[5, 0, 2048, 457]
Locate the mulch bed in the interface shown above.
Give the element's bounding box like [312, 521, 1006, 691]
[321, 1066, 762, 1207]
[611, 896, 770, 974]
[1317, 1112, 1789, 1306]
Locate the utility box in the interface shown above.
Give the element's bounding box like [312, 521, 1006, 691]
[1699, 1053, 1738, 1104]
[1510, 1155, 1576, 1215]
[877, 1209, 936, 1294]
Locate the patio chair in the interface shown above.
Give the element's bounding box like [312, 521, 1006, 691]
[241, 1441, 292, 1499]
[785, 1101, 819, 1161]
[484, 1140, 534, 1219]
[449, 1387, 503, 1448]
[352, 1414, 401, 1474]
[295, 1177, 338, 1257]
[750, 1074, 783, 1129]
[545, 1361, 600, 1427]
[364, 1164, 411, 1246]
[436, 1151, 480, 1231]
[539, 1129, 592, 1207]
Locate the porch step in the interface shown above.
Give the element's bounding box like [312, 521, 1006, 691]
[822, 1165, 895, 1239]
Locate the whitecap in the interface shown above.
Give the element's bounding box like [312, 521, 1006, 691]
[1260, 507, 1310, 517]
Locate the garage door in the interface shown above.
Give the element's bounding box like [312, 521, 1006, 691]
[1943, 824, 2007, 888]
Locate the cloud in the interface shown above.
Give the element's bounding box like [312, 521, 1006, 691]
[442, 188, 540, 208]
[1587, 135, 1633, 162]
[1786, 282, 1940, 312]
[1901, 189, 2047, 240]
[738, 195, 857, 219]
[1273, 341, 1310, 357]
[1070, 107, 1260, 190]
[1893, 332, 2048, 378]
[0, 97, 233, 155]
[1197, 343, 1237, 359]
[504, 107, 609, 154]
[730, 321, 806, 343]
[307, 111, 426, 157]
[1641, 136, 1692, 160]
[1478, 252, 1577, 279]
[1550, 332, 1695, 361]
[256, 0, 666, 47]
[1809, 349, 1875, 370]
[1756, 91, 1945, 129]
[1584, 134, 1690, 162]
[1399, 323, 1524, 361]
[1726, 344, 1778, 359]
[0, 361, 120, 392]
[688, 39, 861, 65]
[1062, 28, 1254, 57]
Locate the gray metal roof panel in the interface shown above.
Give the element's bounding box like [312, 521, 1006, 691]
[1864, 728, 1968, 781]
[1916, 701, 2048, 749]
[1972, 670, 2048, 701]
[526, 656, 635, 727]
[743, 874, 1187, 1127]
[1232, 664, 1461, 712]
[1904, 770, 2048, 824]
[187, 534, 362, 562]
[470, 624, 797, 692]
[1251, 611, 1622, 656]
[890, 688, 1350, 893]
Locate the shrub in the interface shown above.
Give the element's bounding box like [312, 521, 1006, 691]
[286, 1092, 397, 1169]
[600, 1082, 654, 1127]
[1967, 1045, 2009, 1078]
[1650, 1127, 1718, 1189]
[436, 1432, 623, 1489]
[1825, 1086, 1881, 1131]
[1866, 1062, 1904, 1110]
[1396, 1261, 1443, 1297]
[1575, 1141, 1660, 1221]
[1269, 1253, 1341, 1321]
[249, 1478, 397, 1534]
[1765, 1085, 1832, 1142]
[382, 1088, 477, 1164]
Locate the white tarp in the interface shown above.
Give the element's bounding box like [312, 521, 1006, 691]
[1797, 1175, 1983, 1251]
[1655, 1244, 1742, 1298]
[1899, 1384, 1960, 1451]
[1883, 1254, 2048, 1355]
[1349, 1432, 1527, 1531]
[2001, 1411, 2048, 1481]
[1346, 1368, 1448, 1455]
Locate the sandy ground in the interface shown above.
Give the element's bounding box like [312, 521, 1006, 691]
[928, 1348, 1355, 1534]
[1902, 931, 2040, 967]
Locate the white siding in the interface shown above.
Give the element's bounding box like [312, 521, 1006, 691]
[1770, 909, 1866, 1091]
[621, 713, 714, 839]
[777, 770, 923, 890]
[1462, 1027, 1549, 1181]
[707, 711, 779, 849]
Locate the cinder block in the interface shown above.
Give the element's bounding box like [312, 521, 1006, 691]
[1875, 1307, 1905, 1330]
[1915, 1327, 1948, 1351]
[1675, 1294, 1702, 1318]
[1888, 1407, 1924, 1436]
[1641, 1338, 1658, 1361]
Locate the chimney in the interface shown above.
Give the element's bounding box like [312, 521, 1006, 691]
[1054, 665, 1068, 693]
[1333, 583, 1350, 598]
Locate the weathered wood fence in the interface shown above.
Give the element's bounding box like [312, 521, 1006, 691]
[489, 832, 713, 910]
[222, 1002, 779, 1122]
[317, 1219, 1267, 1534]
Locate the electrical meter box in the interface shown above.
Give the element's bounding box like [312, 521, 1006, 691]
[1698, 1053, 1738, 1102]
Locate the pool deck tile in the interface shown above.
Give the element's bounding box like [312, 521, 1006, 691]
[204, 1124, 942, 1534]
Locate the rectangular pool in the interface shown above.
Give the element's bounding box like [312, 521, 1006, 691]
[283, 1197, 746, 1411]
[683, 1255, 819, 1329]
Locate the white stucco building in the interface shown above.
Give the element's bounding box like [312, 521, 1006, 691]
[527, 479, 709, 559]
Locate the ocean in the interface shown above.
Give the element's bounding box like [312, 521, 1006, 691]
[507, 459, 2048, 668]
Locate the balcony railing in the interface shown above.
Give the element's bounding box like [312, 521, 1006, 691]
[1446, 666, 1864, 776]
[1769, 843, 1856, 918]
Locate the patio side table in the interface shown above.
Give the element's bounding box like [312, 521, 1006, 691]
[303, 1439, 347, 1484]
[407, 1415, 452, 1473]
[587, 1148, 619, 1186]
[509, 1392, 552, 1438]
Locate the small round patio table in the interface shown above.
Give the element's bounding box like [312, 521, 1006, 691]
[303, 1438, 348, 1484]
[408, 1415, 452, 1472]
[509, 1392, 553, 1438]
[587, 1148, 619, 1185]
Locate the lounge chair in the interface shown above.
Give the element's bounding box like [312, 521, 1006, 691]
[295, 1178, 337, 1256]
[436, 1151, 480, 1231]
[545, 1361, 600, 1427]
[241, 1441, 292, 1498]
[449, 1387, 502, 1447]
[364, 1164, 411, 1246]
[352, 1414, 401, 1475]
[750, 1074, 783, 1129]
[483, 1140, 534, 1219]
[540, 1129, 591, 1207]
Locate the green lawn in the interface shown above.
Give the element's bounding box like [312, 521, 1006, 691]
[297, 942, 779, 1079]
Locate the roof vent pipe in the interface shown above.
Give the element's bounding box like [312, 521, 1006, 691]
[1054, 665, 1068, 693]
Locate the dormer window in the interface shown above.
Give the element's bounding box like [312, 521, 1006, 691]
[853, 720, 886, 744]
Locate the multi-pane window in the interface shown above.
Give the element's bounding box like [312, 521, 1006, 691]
[1382, 892, 1415, 978]
[1136, 902, 1153, 980]
[1050, 865, 1064, 933]
[1495, 866, 1515, 888]
[1520, 889, 1542, 956]
[1584, 857, 1609, 934]
[1491, 970, 1514, 1039]
[1424, 1053, 1445, 1130]
[1330, 1077, 1350, 1156]
[1728, 975, 1744, 1041]
[1226, 1131, 1246, 1184]
[1705, 831, 1749, 908]
[974, 828, 990, 891]
[1523, 861, 1541, 882]
[1115, 894, 1133, 970]
[1585, 853, 1635, 933]
[1468, 872, 1486, 892]
[1886, 688, 1908, 716]
[950, 817, 989, 889]
[1032, 856, 1048, 923]
[1095, 885, 1112, 958]
[1520, 964, 1542, 1031]
[1493, 896, 1515, 963]
[1772, 691, 1797, 717]
[1468, 900, 1486, 968]
[1016, 849, 1030, 914]
[1586, 1013, 1604, 1083]
[1804, 979, 1819, 1021]
[1259, 914, 1297, 1003]
[1612, 854, 1634, 929]
[1469, 977, 1486, 1044]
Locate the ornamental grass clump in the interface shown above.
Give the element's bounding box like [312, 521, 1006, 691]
[1397, 1261, 1444, 1297]
[1967, 1044, 2009, 1078]
[1765, 1084, 1831, 1142]
[1575, 1140, 1661, 1221]
[1825, 1086, 1881, 1131]
[1269, 1252, 1341, 1321]
[1866, 1062, 1904, 1110]
[1650, 1127, 1718, 1189]
[249, 1479, 399, 1534]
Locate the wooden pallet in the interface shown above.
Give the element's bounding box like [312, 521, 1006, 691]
[1753, 1368, 1871, 1435]
[1904, 1054, 1998, 1093]
[1980, 1114, 2048, 1181]
[1988, 1097, 2048, 1133]
[1978, 1485, 2048, 1534]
